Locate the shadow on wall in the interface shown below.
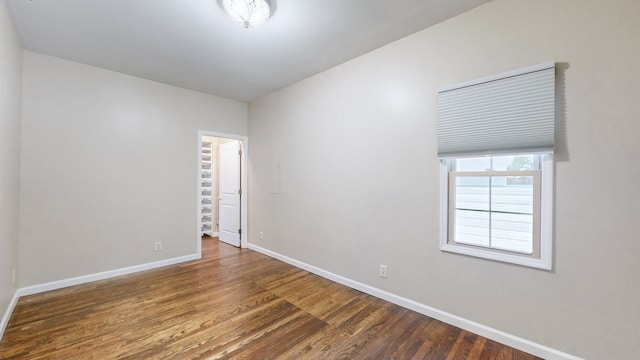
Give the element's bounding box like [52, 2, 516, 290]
[554, 62, 569, 162]
[551, 61, 569, 273]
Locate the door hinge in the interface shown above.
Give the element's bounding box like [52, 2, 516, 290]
[238, 189, 242, 196]
[238, 228, 242, 235]
[239, 149, 242, 156]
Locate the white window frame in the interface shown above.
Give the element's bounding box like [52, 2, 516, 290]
[439, 154, 553, 270]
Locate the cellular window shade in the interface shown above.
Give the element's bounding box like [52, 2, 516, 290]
[437, 62, 555, 158]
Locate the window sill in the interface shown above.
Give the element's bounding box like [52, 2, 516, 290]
[440, 243, 552, 270]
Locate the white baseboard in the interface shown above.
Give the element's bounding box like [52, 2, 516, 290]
[1, 253, 200, 342]
[17, 253, 200, 297]
[0, 289, 20, 340]
[247, 243, 582, 360]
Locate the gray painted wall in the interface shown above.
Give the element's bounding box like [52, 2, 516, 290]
[19, 51, 247, 286]
[247, 0, 640, 358]
[0, 0, 22, 333]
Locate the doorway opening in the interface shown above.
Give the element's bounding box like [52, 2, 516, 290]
[198, 131, 247, 256]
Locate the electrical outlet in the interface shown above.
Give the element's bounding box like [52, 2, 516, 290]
[259, 231, 264, 240]
[12, 269, 16, 284]
[379, 264, 388, 278]
[155, 242, 162, 251]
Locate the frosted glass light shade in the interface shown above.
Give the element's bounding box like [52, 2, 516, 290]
[222, 0, 271, 28]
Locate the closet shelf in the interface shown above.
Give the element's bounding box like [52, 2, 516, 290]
[201, 140, 214, 237]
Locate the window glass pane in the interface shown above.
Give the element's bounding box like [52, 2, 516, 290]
[455, 209, 489, 247]
[456, 157, 490, 172]
[491, 176, 533, 214]
[455, 177, 489, 211]
[444, 154, 550, 266]
[491, 212, 533, 254]
[492, 155, 535, 171]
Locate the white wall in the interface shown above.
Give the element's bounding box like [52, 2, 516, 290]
[19, 51, 247, 286]
[247, 0, 640, 359]
[0, 0, 22, 333]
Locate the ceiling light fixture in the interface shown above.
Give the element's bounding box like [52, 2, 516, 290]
[222, 0, 272, 29]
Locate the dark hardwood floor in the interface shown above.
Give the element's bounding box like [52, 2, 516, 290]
[0, 237, 540, 359]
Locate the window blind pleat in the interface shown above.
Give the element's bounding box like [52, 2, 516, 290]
[437, 65, 555, 158]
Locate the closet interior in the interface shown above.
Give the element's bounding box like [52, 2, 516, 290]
[201, 138, 214, 236]
[200, 135, 240, 238]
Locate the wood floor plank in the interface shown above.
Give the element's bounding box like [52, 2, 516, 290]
[357, 309, 431, 359]
[0, 237, 541, 359]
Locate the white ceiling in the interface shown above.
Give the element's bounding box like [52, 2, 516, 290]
[6, 0, 490, 102]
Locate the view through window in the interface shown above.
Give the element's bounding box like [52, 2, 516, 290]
[449, 155, 540, 255]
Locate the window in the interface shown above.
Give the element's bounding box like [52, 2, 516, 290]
[440, 154, 553, 269]
[437, 62, 555, 269]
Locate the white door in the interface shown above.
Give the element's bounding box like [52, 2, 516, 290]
[218, 141, 241, 247]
